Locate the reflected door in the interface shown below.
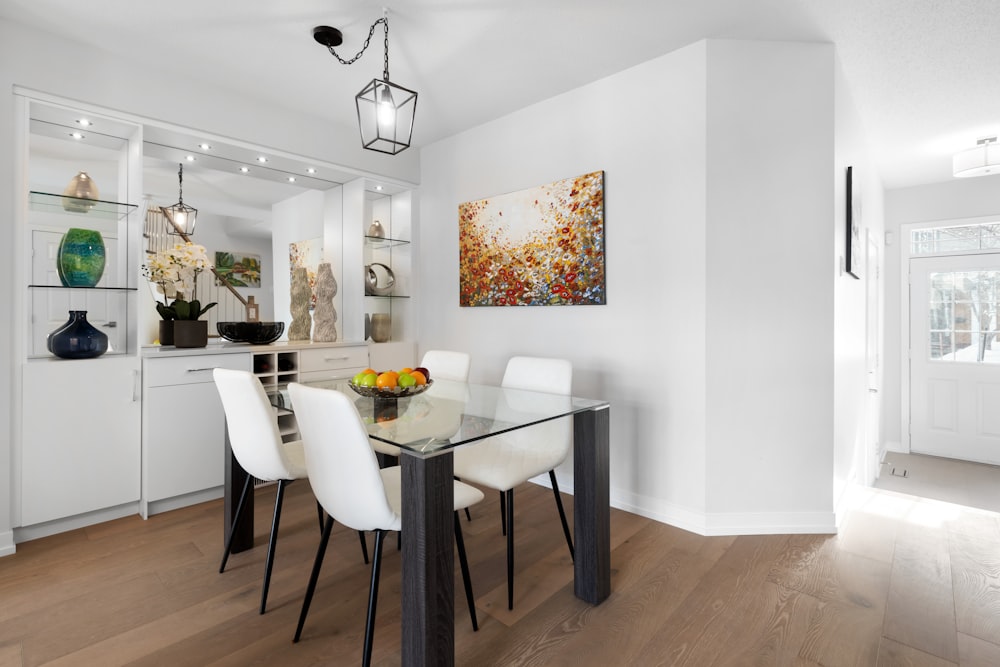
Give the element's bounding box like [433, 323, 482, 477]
[910, 253, 1000, 464]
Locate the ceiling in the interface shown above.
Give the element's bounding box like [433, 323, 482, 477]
[6, 0, 1000, 217]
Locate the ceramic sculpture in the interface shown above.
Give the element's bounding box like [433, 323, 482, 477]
[288, 265, 312, 341]
[312, 262, 338, 342]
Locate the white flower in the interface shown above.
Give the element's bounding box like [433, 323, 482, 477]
[144, 242, 212, 304]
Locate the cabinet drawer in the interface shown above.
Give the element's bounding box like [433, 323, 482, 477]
[298, 345, 369, 374]
[144, 353, 251, 388]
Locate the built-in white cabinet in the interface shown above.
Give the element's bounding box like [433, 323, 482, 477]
[141, 352, 251, 517]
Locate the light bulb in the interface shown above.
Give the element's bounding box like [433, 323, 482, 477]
[377, 86, 396, 132]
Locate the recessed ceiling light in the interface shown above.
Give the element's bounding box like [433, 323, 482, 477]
[75, 118, 92, 127]
[185, 155, 196, 162]
[69, 132, 85, 140]
[257, 156, 268, 163]
[198, 143, 212, 150]
[239, 166, 250, 173]
[375, 185, 383, 191]
[306, 167, 317, 174]
[287, 176, 296, 183]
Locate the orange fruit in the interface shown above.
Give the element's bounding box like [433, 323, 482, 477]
[362, 367, 377, 376]
[410, 370, 427, 385]
[400, 367, 413, 374]
[376, 372, 398, 389]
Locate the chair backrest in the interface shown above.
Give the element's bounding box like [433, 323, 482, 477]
[420, 350, 471, 382]
[499, 356, 573, 462]
[213, 368, 300, 482]
[288, 383, 398, 532]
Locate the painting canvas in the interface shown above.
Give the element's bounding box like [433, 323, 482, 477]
[458, 170, 605, 307]
[846, 166, 861, 279]
[289, 238, 323, 308]
[214, 251, 261, 288]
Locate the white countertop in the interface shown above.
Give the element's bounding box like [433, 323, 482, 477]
[141, 339, 368, 358]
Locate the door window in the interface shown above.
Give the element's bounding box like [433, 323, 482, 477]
[927, 270, 1000, 363]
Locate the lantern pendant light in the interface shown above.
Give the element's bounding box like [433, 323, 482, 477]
[162, 163, 198, 236]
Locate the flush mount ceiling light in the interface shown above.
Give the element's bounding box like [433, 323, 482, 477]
[162, 163, 198, 236]
[953, 137, 1000, 177]
[313, 9, 417, 155]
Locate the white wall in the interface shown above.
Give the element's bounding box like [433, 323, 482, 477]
[419, 39, 851, 535]
[832, 55, 886, 518]
[883, 176, 1000, 452]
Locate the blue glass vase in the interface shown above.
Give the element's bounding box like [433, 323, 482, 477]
[57, 228, 106, 287]
[47, 310, 108, 359]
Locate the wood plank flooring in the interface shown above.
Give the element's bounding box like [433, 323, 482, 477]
[3, 482, 1000, 666]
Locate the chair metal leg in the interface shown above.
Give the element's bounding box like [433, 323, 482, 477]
[363, 530, 387, 667]
[506, 488, 514, 610]
[358, 530, 370, 564]
[464, 507, 472, 522]
[316, 501, 324, 533]
[260, 478, 287, 614]
[294, 515, 334, 642]
[549, 470, 575, 562]
[454, 511, 479, 631]
[499, 490, 507, 536]
[220, 474, 252, 573]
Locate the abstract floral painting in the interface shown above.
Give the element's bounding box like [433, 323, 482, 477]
[459, 171, 605, 307]
[289, 238, 322, 309]
[214, 251, 261, 288]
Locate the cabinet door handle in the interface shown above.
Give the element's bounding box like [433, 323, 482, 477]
[324, 356, 350, 362]
[132, 369, 140, 402]
[186, 367, 220, 373]
[105, 321, 118, 328]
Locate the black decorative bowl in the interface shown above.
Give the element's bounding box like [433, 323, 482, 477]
[347, 379, 433, 399]
[217, 321, 285, 345]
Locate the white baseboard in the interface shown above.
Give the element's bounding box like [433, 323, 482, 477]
[0, 530, 15, 557]
[885, 440, 906, 454]
[13, 502, 139, 544]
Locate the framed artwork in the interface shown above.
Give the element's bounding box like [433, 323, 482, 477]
[214, 251, 261, 288]
[845, 166, 861, 279]
[289, 238, 323, 308]
[458, 170, 605, 307]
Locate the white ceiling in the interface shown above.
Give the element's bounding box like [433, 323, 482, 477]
[6, 0, 1000, 213]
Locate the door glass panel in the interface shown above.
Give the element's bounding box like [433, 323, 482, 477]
[928, 270, 1000, 363]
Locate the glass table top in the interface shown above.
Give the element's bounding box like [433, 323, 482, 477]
[267, 378, 608, 457]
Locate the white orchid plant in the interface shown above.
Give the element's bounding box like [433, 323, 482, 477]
[144, 242, 217, 320]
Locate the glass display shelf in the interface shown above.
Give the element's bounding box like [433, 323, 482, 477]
[29, 191, 137, 221]
[364, 294, 410, 299]
[364, 235, 410, 249]
[28, 284, 137, 291]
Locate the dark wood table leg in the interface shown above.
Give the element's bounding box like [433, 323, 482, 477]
[573, 405, 611, 604]
[224, 421, 254, 553]
[401, 451, 455, 667]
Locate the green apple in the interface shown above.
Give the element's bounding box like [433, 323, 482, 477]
[359, 372, 378, 387]
[398, 372, 416, 388]
[352, 371, 368, 385]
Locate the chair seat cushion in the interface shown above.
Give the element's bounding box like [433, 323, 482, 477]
[380, 466, 485, 526]
[452, 436, 567, 492]
[279, 439, 309, 480]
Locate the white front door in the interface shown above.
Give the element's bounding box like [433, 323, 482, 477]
[910, 253, 1000, 464]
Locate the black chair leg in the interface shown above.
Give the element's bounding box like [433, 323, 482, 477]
[358, 531, 370, 564]
[506, 488, 515, 610]
[316, 501, 324, 533]
[260, 479, 287, 614]
[220, 475, 252, 573]
[454, 512, 479, 631]
[363, 530, 387, 667]
[294, 515, 334, 642]
[464, 507, 472, 522]
[500, 490, 507, 536]
[549, 470, 575, 562]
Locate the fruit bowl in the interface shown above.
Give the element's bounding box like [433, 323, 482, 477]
[347, 379, 433, 399]
[216, 321, 285, 345]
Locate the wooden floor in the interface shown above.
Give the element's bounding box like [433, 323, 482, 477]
[3, 482, 1000, 666]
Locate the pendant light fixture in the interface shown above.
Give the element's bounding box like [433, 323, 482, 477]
[162, 163, 198, 235]
[953, 137, 1000, 178]
[313, 9, 417, 155]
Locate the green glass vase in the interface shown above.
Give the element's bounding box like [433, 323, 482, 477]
[57, 228, 106, 287]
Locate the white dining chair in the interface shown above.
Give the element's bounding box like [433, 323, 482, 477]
[451, 356, 575, 610]
[288, 382, 483, 666]
[213, 368, 368, 615]
[370, 349, 471, 462]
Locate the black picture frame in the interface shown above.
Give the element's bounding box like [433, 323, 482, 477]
[845, 165, 861, 279]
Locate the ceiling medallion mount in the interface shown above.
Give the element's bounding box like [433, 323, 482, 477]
[312, 26, 343, 49]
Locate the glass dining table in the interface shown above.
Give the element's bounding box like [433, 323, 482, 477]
[223, 377, 611, 667]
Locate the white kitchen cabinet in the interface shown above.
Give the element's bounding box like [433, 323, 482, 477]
[141, 352, 251, 516]
[20, 357, 142, 527]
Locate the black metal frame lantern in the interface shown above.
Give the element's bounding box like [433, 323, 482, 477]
[314, 11, 417, 155]
[162, 163, 198, 236]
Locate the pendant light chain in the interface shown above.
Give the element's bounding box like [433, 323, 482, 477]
[323, 16, 390, 81]
[177, 164, 184, 204]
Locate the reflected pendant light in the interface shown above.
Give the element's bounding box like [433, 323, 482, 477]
[313, 9, 417, 155]
[162, 163, 197, 236]
[953, 137, 1000, 178]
